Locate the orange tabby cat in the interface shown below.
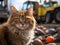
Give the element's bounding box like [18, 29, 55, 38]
[0, 7, 36, 45]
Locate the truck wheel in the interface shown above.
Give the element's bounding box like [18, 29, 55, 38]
[45, 12, 53, 23]
[54, 9, 60, 23]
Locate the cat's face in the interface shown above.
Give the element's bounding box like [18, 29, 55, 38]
[8, 7, 36, 30]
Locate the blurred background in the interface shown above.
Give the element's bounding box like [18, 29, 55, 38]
[0, 0, 60, 10]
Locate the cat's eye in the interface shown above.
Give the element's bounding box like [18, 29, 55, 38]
[14, 18, 19, 21]
[26, 17, 29, 19]
[26, 18, 34, 23]
[15, 18, 19, 19]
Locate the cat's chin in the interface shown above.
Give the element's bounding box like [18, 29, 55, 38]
[15, 24, 29, 30]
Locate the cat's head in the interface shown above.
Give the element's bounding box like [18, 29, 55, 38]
[8, 7, 36, 30]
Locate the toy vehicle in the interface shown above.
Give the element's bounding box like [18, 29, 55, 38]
[0, 6, 8, 24]
[38, 0, 60, 23]
[22, 0, 60, 24]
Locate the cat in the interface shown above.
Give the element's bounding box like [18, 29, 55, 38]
[0, 7, 36, 45]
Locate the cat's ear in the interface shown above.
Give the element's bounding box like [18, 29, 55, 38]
[28, 6, 33, 15]
[10, 6, 18, 13]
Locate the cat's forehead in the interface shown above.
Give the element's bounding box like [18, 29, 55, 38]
[11, 11, 33, 18]
[12, 11, 25, 16]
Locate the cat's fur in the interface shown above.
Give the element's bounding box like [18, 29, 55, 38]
[0, 7, 36, 45]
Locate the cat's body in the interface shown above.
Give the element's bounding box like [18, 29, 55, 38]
[0, 7, 36, 45]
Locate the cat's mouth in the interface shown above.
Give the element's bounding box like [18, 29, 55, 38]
[16, 24, 29, 30]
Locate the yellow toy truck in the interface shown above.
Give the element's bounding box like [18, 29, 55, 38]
[38, 0, 60, 23]
[22, 0, 60, 23]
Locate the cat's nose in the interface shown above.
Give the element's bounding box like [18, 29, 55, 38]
[20, 24, 24, 26]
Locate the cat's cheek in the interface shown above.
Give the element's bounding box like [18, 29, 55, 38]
[10, 22, 16, 25]
[15, 24, 20, 28]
